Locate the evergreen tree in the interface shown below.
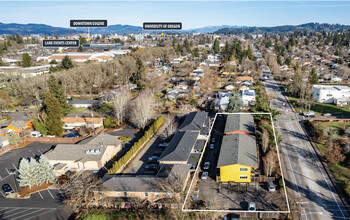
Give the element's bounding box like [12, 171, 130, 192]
[213, 39, 220, 54]
[79, 36, 87, 44]
[22, 53, 32, 67]
[48, 75, 71, 115]
[18, 159, 32, 188]
[49, 59, 58, 64]
[38, 155, 56, 184]
[225, 92, 241, 113]
[43, 92, 64, 136]
[309, 68, 319, 84]
[61, 55, 74, 70]
[132, 57, 144, 88]
[78, 45, 84, 52]
[29, 158, 42, 186]
[247, 45, 254, 60]
[184, 39, 191, 53]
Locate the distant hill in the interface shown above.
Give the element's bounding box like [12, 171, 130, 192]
[186, 25, 246, 33]
[215, 23, 350, 34]
[0, 22, 82, 35]
[77, 24, 143, 34]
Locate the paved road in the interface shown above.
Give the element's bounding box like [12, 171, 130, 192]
[263, 76, 349, 219]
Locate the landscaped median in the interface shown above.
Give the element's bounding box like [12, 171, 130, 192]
[107, 115, 165, 174]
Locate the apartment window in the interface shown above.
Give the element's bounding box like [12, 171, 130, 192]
[239, 175, 248, 179]
[116, 192, 121, 196]
[123, 192, 128, 196]
[240, 168, 248, 172]
[145, 192, 149, 197]
[155, 192, 159, 197]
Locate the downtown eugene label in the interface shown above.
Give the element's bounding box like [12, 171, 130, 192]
[70, 19, 108, 27]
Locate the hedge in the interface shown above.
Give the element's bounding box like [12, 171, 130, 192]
[107, 115, 165, 174]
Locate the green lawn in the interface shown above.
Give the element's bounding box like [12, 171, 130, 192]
[314, 122, 350, 138]
[287, 96, 350, 115]
[315, 142, 327, 156]
[330, 163, 350, 198]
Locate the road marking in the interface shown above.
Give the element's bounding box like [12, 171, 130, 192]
[12, 209, 44, 220]
[37, 149, 42, 155]
[37, 191, 44, 199]
[12, 163, 18, 171]
[32, 152, 36, 157]
[47, 189, 55, 199]
[5, 207, 20, 214]
[57, 188, 66, 199]
[0, 191, 5, 197]
[24, 209, 56, 220]
[6, 208, 31, 218]
[5, 167, 10, 175]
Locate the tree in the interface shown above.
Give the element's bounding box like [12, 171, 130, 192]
[225, 92, 241, 113]
[264, 151, 276, 177]
[112, 88, 131, 125]
[43, 92, 64, 136]
[18, 159, 32, 188]
[79, 36, 87, 44]
[132, 57, 144, 88]
[184, 39, 191, 53]
[8, 131, 22, 145]
[325, 143, 345, 165]
[29, 158, 42, 186]
[262, 128, 269, 153]
[49, 59, 58, 64]
[78, 45, 84, 52]
[38, 155, 56, 184]
[247, 45, 254, 60]
[129, 90, 155, 129]
[22, 53, 32, 67]
[48, 75, 71, 115]
[309, 68, 319, 84]
[103, 116, 116, 128]
[213, 39, 220, 54]
[61, 55, 74, 70]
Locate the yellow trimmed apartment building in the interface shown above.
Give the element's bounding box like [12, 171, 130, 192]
[216, 114, 258, 183]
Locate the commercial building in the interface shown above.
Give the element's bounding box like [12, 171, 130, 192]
[312, 85, 350, 106]
[45, 133, 121, 174]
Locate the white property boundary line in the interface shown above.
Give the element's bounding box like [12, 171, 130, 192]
[182, 112, 290, 214]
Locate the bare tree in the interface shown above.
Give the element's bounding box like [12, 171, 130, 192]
[112, 88, 131, 125]
[129, 89, 155, 129]
[162, 120, 176, 139]
[262, 128, 269, 153]
[264, 151, 276, 177]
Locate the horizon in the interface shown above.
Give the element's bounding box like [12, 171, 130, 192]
[1, 1, 350, 29]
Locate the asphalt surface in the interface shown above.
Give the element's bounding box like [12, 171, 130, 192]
[0, 142, 71, 220]
[263, 76, 350, 220]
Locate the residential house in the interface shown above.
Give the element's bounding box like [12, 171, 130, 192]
[178, 111, 209, 135]
[224, 84, 235, 91]
[217, 114, 258, 183]
[241, 90, 256, 107]
[68, 99, 102, 108]
[45, 133, 122, 174]
[5, 120, 33, 134]
[312, 85, 350, 106]
[235, 76, 254, 84]
[62, 116, 104, 130]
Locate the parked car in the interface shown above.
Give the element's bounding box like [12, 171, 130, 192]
[30, 131, 42, 138]
[248, 202, 256, 211]
[210, 144, 214, 149]
[267, 182, 275, 192]
[159, 142, 169, 149]
[63, 133, 80, 138]
[211, 138, 215, 143]
[194, 188, 200, 194]
[192, 194, 198, 200]
[323, 113, 332, 116]
[2, 184, 13, 195]
[201, 171, 208, 180]
[148, 156, 159, 161]
[145, 164, 159, 171]
[303, 111, 315, 117]
[154, 151, 162, 157]
[203, 162, 210, 170]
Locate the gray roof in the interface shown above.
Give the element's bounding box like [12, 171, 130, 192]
[102, 164, 190, 193]
[345, 127, 350, 135]
[45, 133, 121, 162]
[217, 133, 258, 168]
[224, 114, 255, 134]
[193, 139, 206, 151]
[159, 131, 199, 163]
[179, 111, 208, 132]
[68, 99, 100, 105]
[7, 120, 29, 129]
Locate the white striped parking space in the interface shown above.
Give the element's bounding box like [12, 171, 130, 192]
[0, 207, 56, 220]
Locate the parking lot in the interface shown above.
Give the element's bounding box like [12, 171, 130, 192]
[0, 142, 71, 220]
[185, 114, 288, 211]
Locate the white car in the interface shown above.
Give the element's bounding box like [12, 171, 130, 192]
[210, 144, 214, 149]
[203, 162, 210, 170]
[201, 171, 208, 179]
[268, 182, 275, 192]
[248, 202, 256, 211]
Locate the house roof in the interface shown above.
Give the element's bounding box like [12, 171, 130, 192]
[217, 133, 258, 168]
[62, 117, 104, 125]
[45, 133, 121, 163]
[102, 164, 190, 193]
[236, 76, 254, 81]
[6, 120, 30, 130]
[345, 127, 350, 135]
[179, 111, 208, 132]
[159, 131, 199, 163]
[68, 99, 100, 105]
[224, 114, 255, 134]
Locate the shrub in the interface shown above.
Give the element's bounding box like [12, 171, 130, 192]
[103, 116, 116, 128]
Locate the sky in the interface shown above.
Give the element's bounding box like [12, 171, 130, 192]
[0, 1, 350, 29]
